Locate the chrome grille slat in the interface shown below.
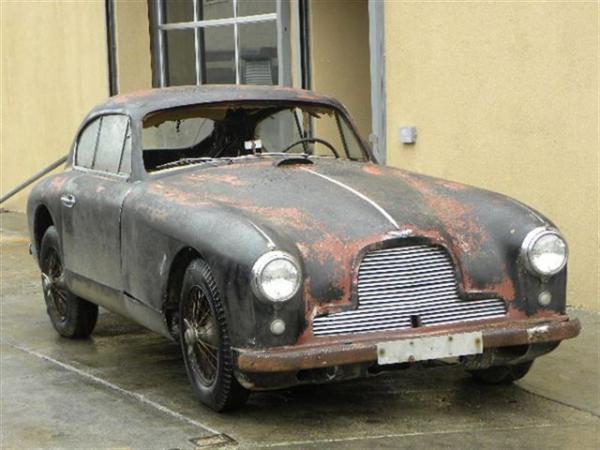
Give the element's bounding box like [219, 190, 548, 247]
[338, 297, 459, 311]
[312, 245, 507, 337]
[314, 302, 507, 326]
[314, 309, 507, 334]
[358, 273, 456, 289]
[360, 254, 448, 265]
[360, 284, 456, 303]
[362, 245, 441, 256]
[358, 262, 454, 277]
[327, 298, 506, 317]
[357, 275, 457, 291]
[362, 247, 446, 257]
[319, 313, 504, 335]
[363, 244, 437, 254]
[363, 244, 444, 254]
[360, 268, 455, 281]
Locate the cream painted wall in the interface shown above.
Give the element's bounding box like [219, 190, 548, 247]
[114, 0, 152, 93]
[1, 1, 108, 212]
[384, 2, 599, 310]
[310, 0, 372, 138]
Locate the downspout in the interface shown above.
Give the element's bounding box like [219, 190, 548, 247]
[298, 0, 311, 90]
[105, 0, 118, 96]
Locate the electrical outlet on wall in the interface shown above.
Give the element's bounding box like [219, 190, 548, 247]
[398, 126, 417, 145]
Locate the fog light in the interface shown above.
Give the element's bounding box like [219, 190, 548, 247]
[270, 319, 286, 335]
[538, 291, 552, 306]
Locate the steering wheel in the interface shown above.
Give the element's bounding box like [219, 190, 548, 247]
[281, 137, 339, 158]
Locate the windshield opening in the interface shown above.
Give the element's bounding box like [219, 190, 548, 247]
[142, 102, 369, 171]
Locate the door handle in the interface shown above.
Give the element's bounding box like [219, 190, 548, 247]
[60, 194, 76, 208]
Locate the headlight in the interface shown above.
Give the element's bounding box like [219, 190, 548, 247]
[251, 251, 301, 302]
[521, 227, 568, 277]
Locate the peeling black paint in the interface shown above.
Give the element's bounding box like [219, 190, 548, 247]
[27, 86, 578, 390]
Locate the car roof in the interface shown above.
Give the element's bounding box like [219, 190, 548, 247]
[87, 85, 345, 121]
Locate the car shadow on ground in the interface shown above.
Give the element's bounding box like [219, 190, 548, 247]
[87, 311, 559, 429]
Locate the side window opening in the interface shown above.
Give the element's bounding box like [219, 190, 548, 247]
[76, 114, 132, 176]
[117, 122, 132, 175]
[75, 118, 101, 169]
[93, 115, 130, 174]
[142, 115, 216, 171]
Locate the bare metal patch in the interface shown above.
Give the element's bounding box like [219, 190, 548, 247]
[527, 324, 550, 340]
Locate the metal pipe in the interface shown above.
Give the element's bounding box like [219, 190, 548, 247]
[299, 0, 311, 90]
[0, 155, 67, 205]
[105, 0, 118, 96]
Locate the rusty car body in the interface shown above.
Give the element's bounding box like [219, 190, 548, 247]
[27, 85, 580, 411]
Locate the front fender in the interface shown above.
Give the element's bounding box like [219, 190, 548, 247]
[121, 183, 306, 347]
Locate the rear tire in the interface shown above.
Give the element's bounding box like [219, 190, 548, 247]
[40, 226, 98, 338]
[469, 361, 534, 384]
[179, 259, 249, 412]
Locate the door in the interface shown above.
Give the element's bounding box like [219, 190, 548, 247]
[61, 114, 133, 300]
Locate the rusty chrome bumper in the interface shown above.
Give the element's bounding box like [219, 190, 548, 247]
[234, 316, 581, 373]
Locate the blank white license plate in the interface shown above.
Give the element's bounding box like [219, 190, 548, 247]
[377, 331, 483, 365]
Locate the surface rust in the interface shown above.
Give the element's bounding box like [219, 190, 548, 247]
[236, 316, 581, 373]
[26, 86, 575, 389]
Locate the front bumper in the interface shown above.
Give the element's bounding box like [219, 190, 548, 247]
[234, 315, 580, 373]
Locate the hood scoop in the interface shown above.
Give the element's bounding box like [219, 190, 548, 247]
[274, 156, 314, 167]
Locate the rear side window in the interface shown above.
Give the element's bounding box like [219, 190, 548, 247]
[94, 115, 130, 173]
[75, 114, 131, 175]
[76, 118, 101, 168]
[118, 124, 132, 175]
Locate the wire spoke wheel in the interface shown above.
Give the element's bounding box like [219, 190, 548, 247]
[42, 247, 68, 321]
[183, 285, 220, 386]
[179, 259, 249, 411]
[39, 225, 98, 339]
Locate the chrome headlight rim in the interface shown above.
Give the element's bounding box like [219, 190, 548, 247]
[521, 227, 568, 277]
[251, 250, 301, 303]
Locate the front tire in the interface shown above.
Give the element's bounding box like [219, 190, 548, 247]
[469, 361, 534, 384]
[179, 259, 249, 412]
[39, 226, 98, 338]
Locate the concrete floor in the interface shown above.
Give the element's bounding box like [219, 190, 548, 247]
[1, 211, 598, 449]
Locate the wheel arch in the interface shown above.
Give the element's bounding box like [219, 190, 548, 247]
[33, 204, 55, 260]
[163, 246, 204, 339]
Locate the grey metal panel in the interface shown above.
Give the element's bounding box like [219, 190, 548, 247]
[368, 0, 386, 164]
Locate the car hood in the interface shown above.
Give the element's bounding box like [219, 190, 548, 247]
[150, 157, 551, 315]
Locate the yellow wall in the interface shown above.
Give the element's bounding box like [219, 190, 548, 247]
[114, 0, 152, 93]
[310, 0, 372, 138]
[1, 1, 108, 211]
[385, 2, 599, 310]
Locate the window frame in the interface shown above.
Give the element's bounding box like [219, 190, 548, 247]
[73, 113, 133, 179]
[149, 0, 290, 87]
[139, 101, 371, 171]
[74, 117, 102, 170]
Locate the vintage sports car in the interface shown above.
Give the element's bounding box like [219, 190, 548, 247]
[28, 86, 580, 411]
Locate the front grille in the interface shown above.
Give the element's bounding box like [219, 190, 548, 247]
[312, 245, 507, 337]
